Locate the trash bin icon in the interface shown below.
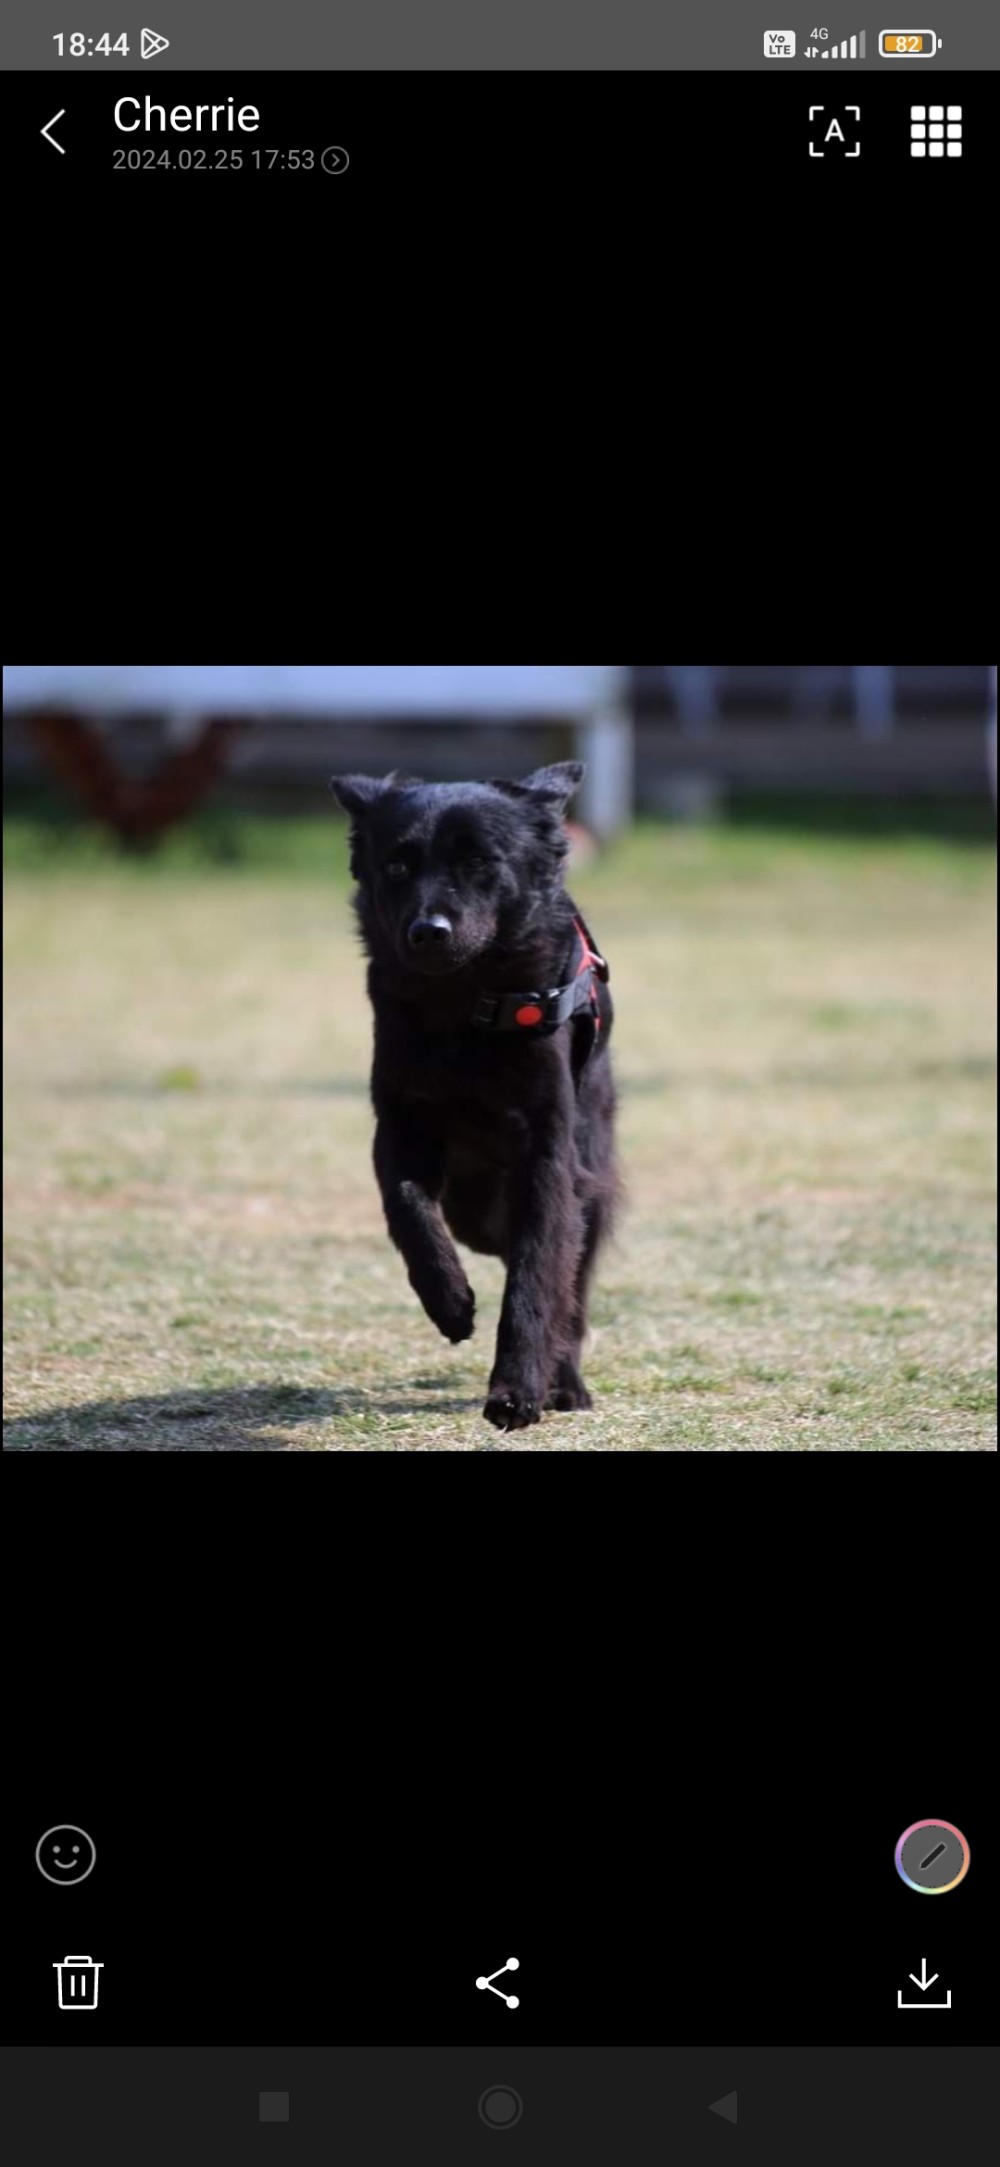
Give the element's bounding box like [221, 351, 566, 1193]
[54, 1955, 103, 2009]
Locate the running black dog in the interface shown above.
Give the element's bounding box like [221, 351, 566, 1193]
[331, 763, 618, 1434]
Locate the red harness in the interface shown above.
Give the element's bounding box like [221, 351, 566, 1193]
[571, 916, 605, 1037]
[469, 915, 609, 1051]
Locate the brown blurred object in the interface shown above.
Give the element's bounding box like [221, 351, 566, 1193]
[30, 713, 242, 846]
[565, 820, 599, 868]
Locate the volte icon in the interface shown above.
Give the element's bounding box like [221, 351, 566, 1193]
[141, 28, 170, 59]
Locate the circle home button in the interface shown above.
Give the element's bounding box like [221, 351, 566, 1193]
[479, 2086, 523, 2129]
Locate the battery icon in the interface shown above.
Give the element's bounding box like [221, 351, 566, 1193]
[879, 30, 941, 54]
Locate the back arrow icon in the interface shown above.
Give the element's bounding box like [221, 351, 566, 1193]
[41, 110, 66, 154]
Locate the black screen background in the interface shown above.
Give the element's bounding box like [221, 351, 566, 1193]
[6, 1571, 989, 2049]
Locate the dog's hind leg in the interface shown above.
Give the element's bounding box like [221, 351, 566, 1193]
[373, 1114, 476, 1343]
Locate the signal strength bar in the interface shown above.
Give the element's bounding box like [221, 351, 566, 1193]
[822, 30, 867, 55]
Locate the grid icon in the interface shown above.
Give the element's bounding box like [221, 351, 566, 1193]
[911, 102, 962, 156]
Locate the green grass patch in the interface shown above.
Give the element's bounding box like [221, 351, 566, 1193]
[4, 816, 996, 1450]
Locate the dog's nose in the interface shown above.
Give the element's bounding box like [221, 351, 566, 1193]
[408, 914, 453, 948]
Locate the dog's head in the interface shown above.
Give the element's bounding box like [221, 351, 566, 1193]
[330, 763, 584, 976]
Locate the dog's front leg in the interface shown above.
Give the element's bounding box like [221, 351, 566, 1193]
[373, 1113, 476, 1343]
[484, 1080, 582, 1432]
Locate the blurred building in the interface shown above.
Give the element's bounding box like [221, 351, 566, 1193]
[3, 665, 993, 836]
[631, 665, 992, 808]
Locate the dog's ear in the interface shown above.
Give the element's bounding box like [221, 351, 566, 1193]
[329, 775, 384, 817]
[490, 761, 586, 808]
[522, 761, 585, 804]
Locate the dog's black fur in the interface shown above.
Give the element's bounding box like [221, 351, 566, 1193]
[331, 762, 618, 1434]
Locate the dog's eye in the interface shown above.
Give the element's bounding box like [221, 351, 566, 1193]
[384, 859, 410, 883]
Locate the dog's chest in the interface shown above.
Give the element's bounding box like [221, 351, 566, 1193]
[391, 1030, 533, 1144]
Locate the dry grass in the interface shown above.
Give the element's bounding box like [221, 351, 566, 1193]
[3, 818, 996, 1450]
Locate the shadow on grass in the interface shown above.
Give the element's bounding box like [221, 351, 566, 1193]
[3, 1380, 481, 1451]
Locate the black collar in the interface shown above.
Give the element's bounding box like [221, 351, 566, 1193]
[469, 916, 609, 1037]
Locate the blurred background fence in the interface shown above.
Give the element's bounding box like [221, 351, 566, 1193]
[3, 664, 995, 845]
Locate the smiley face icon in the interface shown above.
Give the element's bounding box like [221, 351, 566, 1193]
[36, 1826, 96, 1885]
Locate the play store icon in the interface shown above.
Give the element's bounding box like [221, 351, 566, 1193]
[140, 27, 170, 59]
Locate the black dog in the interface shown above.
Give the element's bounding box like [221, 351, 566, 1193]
[331, 762, 618, 1434]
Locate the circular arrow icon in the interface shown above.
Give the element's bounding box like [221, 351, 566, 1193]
[321, 146, 350, 174]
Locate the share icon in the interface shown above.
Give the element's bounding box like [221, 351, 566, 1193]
[476, 1958, 520, 2009]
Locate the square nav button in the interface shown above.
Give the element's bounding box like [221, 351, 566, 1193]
[259, 2093, 290, 2123]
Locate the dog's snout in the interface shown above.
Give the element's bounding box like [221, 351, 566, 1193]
[408, 914, 453, 948]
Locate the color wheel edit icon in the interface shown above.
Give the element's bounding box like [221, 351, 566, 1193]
[895, 1820, 969, 1892]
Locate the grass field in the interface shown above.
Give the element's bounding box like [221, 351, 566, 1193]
[3, 812, 996, 1450]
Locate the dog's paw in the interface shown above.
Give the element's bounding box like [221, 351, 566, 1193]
[483, 1384, 542, 1432]
[545, 1382, 594, 1412]
[544, 1360, 593, 1412]
[424, 1278, 476, 1343]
